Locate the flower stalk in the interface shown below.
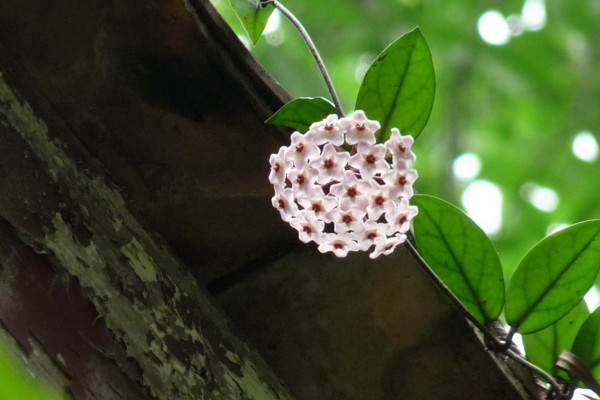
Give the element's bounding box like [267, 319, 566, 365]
[261, 0, 344, 117]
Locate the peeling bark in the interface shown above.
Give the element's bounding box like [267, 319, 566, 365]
[0, 217, 152, 400]
[0, 15, 295, 400]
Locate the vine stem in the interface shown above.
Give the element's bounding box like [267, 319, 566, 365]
[260, 0, 345, 117]
[505, 349, 565, 399]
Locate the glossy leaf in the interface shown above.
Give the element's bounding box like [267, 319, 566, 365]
[355, 27, 435, 142]
[228, 0, 273, 44]
[411, 194, 505, 324]
[505, 220, 600, 334]
[522, 301, 589, 376]
[266, 97, 337, 132]
[571, 305, 600, 382]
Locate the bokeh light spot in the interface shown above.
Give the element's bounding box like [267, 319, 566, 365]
[506, 14, 526, 36]
[354, 52, 375, 83]
[237, 34, 251, 49]
[585, 286, 600, 312]
[478, 10, 511, 46]
[573, 389, 600, 400]
[521, 0, 547, 31]
[266, 30, 285, 46]
[263, 10, 281, 34]
[462, 180, 503, 235]
[452, 153, 482, 182]
[521, 183, 559, 212]
[546, 222, 570, 235]
[572, 131, 599, 162]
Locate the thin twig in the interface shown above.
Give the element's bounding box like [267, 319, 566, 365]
[261, 0, 344, 116]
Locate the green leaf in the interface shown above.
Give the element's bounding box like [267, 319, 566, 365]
[411, 194, 505, 324]
[522, 301, 589, 376]
[355, 27, 435, 142]
[572, 305, 600, 381]
[505, 220, 600, 334]
[228, 0, 273, 44]
[266, 97, 337, 132]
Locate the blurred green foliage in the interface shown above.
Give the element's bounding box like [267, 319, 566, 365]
[0, 347, 65, 400]
[214, 0, 600, 280]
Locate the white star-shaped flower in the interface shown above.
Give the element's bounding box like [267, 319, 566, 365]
[269, 146, 292, 187]
[309, 143, 350, 184]
[306, 114, 344, 146]
[317, 233, 360, 257]
[330, 170, 371, 210]
[290, 212, 325, 243]
[284, 132, 320, 168]
[382, 167, 418, 198]
[329, 207, 366, 233]
[353, 221, 386, 251]
[339, 110, 380, 145]
[369, 234, 407, 259]
[271, 187, 299, 222]
[297, 188, 338, 222]
[386, 197, 419, 235]
[348, 142, 389, 180]
[386, 128, 416, 163]
[366, 185, 396, 220]
[287, 167, 318, 197]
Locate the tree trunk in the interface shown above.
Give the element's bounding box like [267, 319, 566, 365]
[0, 0, 540, 399]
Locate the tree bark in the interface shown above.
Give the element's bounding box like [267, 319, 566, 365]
[0, 0, 540, 399]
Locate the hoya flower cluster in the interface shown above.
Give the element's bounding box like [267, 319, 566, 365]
[269, 110, 418, 258]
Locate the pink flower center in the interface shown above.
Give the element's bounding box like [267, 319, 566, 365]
[311, 203, 322, 213]
[325, 122, 335, 131]
[303, 225, 313, 234]
[323, 158, 334, 169]
[385, 243, 394, 251]
[397, 175, 408, 186]
[274, 162, 281, 172]
[356, 123, 366, 131]
[333, 242, 345, 250]
[278, 199, 286, 209]
[295, 142, 305, 153]
[398, 143, 406, 153]
[296, 174, 306, 184]
[342, 214, 353, 224]
[367, 232, 377, 240]
[346, 187, 358, 198]
[375, 195, 385, 206]
[398, 215, 408, 224]
[365, 154, 376, 164]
